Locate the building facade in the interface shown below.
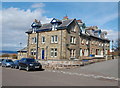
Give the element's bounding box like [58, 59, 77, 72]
[25, 17, 110, 60]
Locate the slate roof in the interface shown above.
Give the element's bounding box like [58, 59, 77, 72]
[81, 33, 110, 41]
[26, 19, 75, 33]
[25, 18, 110, 41]
[17, 47, 27, 52]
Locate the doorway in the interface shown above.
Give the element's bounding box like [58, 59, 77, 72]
[41, 48, 44, 60]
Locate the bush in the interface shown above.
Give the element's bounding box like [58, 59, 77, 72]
[2, 54, 10, 58]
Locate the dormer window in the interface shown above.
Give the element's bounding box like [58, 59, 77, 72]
[31, 19, 42, 33]
[52, 23, 58, 31]
[51, 18, 62, 31]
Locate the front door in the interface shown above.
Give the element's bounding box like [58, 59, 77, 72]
[41, 48, 44, 60]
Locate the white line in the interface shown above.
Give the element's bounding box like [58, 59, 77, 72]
[46, 70, 119, 81]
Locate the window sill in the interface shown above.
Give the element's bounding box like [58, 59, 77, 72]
[71, 31, 76, 33]
[42, 42, 45, 44]
[31, 43, 37, 45]
[70, 43, 76, 45]
[51, 42, 58, 44]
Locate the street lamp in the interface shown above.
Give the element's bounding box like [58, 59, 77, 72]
[46, 46, 48, 60]
[20, 42, 22, 56]
[112, 40, 114, 59]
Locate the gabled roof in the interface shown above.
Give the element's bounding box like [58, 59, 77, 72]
[50, 18, 62, 24]
[57, 19, 74, 28]
[26, 28, 33, 34]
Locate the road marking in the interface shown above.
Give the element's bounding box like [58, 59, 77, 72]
[47, 70, 119, 81]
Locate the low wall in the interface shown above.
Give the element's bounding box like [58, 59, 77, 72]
[38, 58, 107, 69]
[39, 60, 83, 69]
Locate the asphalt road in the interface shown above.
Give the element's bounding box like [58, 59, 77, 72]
[1, 59, 118, 86]
[61, 59, 118, 78]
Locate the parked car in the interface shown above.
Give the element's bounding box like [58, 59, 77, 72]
[18, 58, 42, 71]
[11, 60, 20, 69]
[0, 59, 4, 66]
[2, 59, 14, 67]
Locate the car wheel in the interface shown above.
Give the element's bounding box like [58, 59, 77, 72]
[26, 66, 30, 71]
[19, 66, 22, 70]
[10, 66, 13, 68]
[5, 64, 7, 67]
[15, 66, 18, 69]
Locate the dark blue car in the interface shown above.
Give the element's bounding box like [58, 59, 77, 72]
[11, 60, 20, 69]
[18, 58, 42, 71]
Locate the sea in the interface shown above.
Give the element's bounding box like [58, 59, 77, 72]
[0, 50, 17, 55]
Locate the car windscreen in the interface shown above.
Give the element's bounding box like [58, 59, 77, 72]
[6, 60, 13, 62]
[14, 60, 19, 63]
[26, 59, 35, 62]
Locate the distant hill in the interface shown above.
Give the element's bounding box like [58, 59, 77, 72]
[0, 50, 17, 55]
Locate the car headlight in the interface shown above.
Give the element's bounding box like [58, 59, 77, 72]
[6, 63, 10, 65]
[29, 64, 33, 66]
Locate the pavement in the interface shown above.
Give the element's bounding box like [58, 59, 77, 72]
[1, 59, 119, 86]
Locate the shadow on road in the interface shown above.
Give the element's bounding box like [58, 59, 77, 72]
[28, 68, 45, 72]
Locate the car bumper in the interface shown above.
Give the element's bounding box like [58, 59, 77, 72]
[6, 64, 11, 67]
[29, 65, 42, 70]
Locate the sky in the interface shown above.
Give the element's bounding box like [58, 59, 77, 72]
[1, 2, 119, 51]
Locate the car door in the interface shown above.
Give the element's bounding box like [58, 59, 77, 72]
[3, 60, 6, 66]
[19, 58, 25, 68]
[22, 59, 27, 68]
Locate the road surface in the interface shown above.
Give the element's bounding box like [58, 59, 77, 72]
[1, 59, 119, 86]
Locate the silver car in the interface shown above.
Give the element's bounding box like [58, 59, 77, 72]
[2, 59, 14, 67]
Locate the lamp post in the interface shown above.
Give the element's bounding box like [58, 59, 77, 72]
[46, 46, 48, 61]
[112, 40, 114, 59]
[20, 42, 22, 57]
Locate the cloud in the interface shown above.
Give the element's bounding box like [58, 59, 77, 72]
[102, 29, 118, 41]
[94, 13, 118, 26]
[2, 5, 52, 51]
[31, 3, 45, 8]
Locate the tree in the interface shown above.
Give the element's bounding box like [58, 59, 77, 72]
[113, 39, 120, 51]
[1, 54, 10, 59]
[113, 38, 120, 56]
[11, 54, 17, 59]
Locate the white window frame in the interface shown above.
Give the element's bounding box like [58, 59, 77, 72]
[31, 49, 36, 56]
[70, 36, 76, 44]
[54, 35, 58, 43]
[51, 36, 54, 43]
[51, 35, 58, 43]
[31, 37, 37, 44]
[54, 48, 57, 57]
[105, 49, 108, 54]
[50, 48, 54, 57]
[102, 43, 104, 46]
[50, 48, 57, 57]
[86, 40, 88, 45]
[99, 43, 101, 46]
[52, 23, 58, 31]
[81, 39, 84, 44]
[80, 48, 82, 56]
[70, 49, 76, 58]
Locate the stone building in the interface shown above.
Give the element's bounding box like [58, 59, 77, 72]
[25, 17, 110, 60]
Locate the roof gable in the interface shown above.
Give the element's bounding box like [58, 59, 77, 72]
[50, 18, 62, 24]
